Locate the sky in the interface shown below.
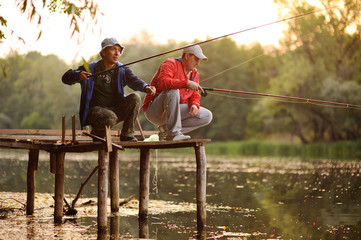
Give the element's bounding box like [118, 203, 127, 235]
[1, 0, 285, 64]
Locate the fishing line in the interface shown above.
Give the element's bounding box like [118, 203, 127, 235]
[200, 31, 316, 84]
[91, 4, 342, 77]
[205, 90, 361, 110]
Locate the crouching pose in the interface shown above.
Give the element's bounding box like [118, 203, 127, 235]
[62, 37, 156, 141]
[142, 44, 212, 141]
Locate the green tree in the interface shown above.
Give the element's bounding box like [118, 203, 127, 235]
[0, 51, 76, 129]
[258, 0, 361, 143]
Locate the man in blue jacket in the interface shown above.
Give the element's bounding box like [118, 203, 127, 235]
[62, 37, 156, 141]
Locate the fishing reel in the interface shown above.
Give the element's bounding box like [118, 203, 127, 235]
[201, 87, 212, 97]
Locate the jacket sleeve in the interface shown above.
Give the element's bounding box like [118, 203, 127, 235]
[124, 67, 148, 92]
[156, 60, 188, 90]
[62, 66, 86, 85]
[187, 79, 201, 109]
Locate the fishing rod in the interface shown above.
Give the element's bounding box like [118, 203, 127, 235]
[201, 87, 361, 109]
[91, 4, 341, 77]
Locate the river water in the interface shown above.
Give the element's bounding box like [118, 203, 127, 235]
[0, 149, 360, 239]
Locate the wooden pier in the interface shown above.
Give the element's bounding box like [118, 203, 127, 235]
[0, 127, 210, 233]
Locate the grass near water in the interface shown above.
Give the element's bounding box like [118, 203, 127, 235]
[168, 140, 361, 160]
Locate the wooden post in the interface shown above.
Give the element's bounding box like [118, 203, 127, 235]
[136, 118, 145, 140]
[61, 116, 66, 143]
[54, 151, 65, 223]
[49, 152, 56, 174]
[139, 148, 150, 218]
[71, 115, 76, 143]
[109, 150, 119, 212]
[195, 144, 207, 231]
[138, 216, 149, 238]
[97, 150, 109, 233]
[110, 215, 120, 238]
[26, 149, 39, 215]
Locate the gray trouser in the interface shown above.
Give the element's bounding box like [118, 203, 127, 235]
[144, 89, 212, 137]
[87, 93, 141, 137]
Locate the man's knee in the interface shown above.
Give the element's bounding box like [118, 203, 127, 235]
[128, 92, 141, 104]
[199, 108, 213, 126]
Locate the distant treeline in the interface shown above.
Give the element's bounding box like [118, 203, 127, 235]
[1, 0, 361, 143]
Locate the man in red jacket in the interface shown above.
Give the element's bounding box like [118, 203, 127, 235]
[142, 44, 212, 141]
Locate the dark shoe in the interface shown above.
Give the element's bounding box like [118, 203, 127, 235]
[119, 136, 138, 142]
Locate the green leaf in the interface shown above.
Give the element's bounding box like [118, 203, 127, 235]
[82, 58, 90, 72]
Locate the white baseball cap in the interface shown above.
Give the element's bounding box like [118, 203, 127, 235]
[183, 44, 208, 60]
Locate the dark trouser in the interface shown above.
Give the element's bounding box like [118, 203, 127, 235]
[87, 93, 141, 137]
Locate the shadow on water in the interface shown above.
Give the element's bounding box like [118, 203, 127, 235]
[0, 149, 360, 239]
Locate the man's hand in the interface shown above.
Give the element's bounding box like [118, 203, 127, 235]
[79, 71, 92, 81]
[145, 85, 156, 96]
[186, 80, 205, 94]
[189, 104, 199, 117]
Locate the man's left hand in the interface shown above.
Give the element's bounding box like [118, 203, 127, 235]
[145, 86, 156, 96]
[189, 105, 199, 117]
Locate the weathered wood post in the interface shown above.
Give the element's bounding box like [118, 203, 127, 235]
[26, 149, 39, 215]
[195, 143, 207, 231]
[139, 147, 150, 218]
[97, 149, 109, 233]
[54, 151, 65, 223]
[138, 216, 149, 238]
[109, 150, 119, 212]
[110, 215, 120, 238]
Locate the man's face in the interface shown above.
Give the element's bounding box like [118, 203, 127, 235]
[184, 53, 201, 71]
[101, 45, 122, 65]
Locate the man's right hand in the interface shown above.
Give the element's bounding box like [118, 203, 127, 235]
[186, 80, 205, 94]
[79, 71, 92, 81]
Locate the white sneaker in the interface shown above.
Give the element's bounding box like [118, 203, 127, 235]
[165, 134, 191, 141]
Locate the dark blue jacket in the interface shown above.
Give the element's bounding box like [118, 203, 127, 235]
[62, 60, 148, 129]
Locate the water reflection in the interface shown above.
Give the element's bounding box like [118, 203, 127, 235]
[0, 151, 360, 239]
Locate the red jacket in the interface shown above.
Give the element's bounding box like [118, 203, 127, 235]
[142, 57, 201, 112]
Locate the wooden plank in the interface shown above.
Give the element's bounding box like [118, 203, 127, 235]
[97, 150, 109, 233]
[139, 148, 150, 218]
[195, 144, 207, 231]
[26, 149, 39, 215]
[109, 150, 119, 212]
[0, 129, 157, 136]
[54, 152, 65, 223]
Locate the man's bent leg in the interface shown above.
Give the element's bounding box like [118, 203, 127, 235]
[87, 106, 118, 137]
[180, 105, 213, 133]
[113, 93, 141, 138]
[144, 90, 182, 137]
